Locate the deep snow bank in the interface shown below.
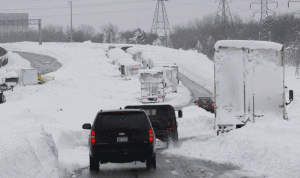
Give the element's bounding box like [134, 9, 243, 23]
[165, 65, 300, 178]
[0, 42, 192, 177]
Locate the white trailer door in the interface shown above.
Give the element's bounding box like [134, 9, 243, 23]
[215, 48, 246, 126]
[251, 49, 285, 119]
[22, 69, 38, 86]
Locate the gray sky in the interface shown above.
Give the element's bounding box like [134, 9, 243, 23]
[1, 0, 298, 32]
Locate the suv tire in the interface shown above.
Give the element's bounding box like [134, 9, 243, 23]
[146, 153, 156, 169]
[89, 155, 99, 172]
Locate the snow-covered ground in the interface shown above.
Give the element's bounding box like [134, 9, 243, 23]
[0, 41, 299, 178]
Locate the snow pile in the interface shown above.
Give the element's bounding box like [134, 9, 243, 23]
[126, 47, 144, 55]
[177, 106, 215, 139]
[107, 48, 125, 61]
[166, 116, 300, 178]
[0, 42, 192, 177]
[0, 109, 58, 178]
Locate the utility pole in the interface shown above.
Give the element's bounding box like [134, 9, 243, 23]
[68, 0, 73, 42]
[150, 0, 173, 48]
[288, 0, 300, 19]
[214, 0, 234, 39]
[250, 0, 278, 41]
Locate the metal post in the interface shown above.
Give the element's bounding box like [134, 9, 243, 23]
[38, 19, 42, 45]
[69, 1, 73, 42]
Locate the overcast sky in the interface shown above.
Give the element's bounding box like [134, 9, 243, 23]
[1, 0, 298, 32]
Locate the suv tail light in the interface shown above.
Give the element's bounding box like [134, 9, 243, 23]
[211, 104, 214, 107]
[197, 104, 200, 107]
[167, 122, 175, 130]
[91, 130, 96, 146]
[149, 128, 154, 144]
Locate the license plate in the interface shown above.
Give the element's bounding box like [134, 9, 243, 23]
[202, 105, 208, 107]
[117, 137, 128, 142]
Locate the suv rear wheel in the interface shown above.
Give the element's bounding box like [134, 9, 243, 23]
[146, 153, 156, 169]
[89, 155, 99, 171]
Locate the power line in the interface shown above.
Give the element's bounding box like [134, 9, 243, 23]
[0, 0, 150, 10]
[31, 6, 156, 18]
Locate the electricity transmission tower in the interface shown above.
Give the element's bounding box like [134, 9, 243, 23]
[250, 0, 278, 21]
[150, 0, 173, 48]
[288, 0, 300, 19]
[250, 0, 278, 41]
[214, 0, 234, 39]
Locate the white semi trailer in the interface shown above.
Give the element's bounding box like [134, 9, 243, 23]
[140, 68, 166, 103]
[214, 40, 294, 135]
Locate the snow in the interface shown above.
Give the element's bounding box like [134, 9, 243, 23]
[0, 41, 299, 178]
[0, 42, 192, 178]
[215, 40, 283, 51]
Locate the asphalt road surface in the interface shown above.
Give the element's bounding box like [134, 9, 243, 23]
[178, 73, 212, 101]
[15, 51, 263, 178]
[67, 140, 247, 178]
[13, 51, 61, 75]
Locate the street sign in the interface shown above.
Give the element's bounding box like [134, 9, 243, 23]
[0, 13, 29, 32]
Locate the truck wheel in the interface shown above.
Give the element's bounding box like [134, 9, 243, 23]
[89, 155, 99, 172]
[0, 93, 6, 104]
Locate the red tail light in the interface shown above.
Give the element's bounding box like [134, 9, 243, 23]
[211, 104, 214, 107]
[149, 128, 154, 143]
[197, 104, 200, 107]
[219, 126, 222, 129]
[167, 122, 175, 130]
[204, 102, 207, 104]
[91, 130, 96, 146]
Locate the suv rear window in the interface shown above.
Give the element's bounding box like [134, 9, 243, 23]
[125, 105, 175, 120]
[95, 112, 150, 131]
[197, 98, 213, 103]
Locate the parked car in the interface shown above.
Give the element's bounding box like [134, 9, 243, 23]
[125, 104, 182, 147]
[82, 109, 156, 171]
[194, 97, 215, 113]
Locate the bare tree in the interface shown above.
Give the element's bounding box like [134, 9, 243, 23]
[100, 23, 119, 43]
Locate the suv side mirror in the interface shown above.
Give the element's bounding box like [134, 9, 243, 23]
[82, 123, 91, 129]
[178, 110, 183, 118]
[289, 90, 293, 101]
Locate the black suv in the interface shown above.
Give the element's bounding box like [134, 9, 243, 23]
[82, 109, 156, 171]
[194, 97, 214, 113]
[125, 104, 182, 146]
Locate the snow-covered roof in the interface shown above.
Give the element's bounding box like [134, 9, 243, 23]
[121, 61, 140, 66]
[126, 47, 144, 54]
[4, 71, 18, 78]
[214, 40, 283, 51]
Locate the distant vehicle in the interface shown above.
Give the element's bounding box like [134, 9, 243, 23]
[0, 83, 13, 104]
[120, 46, 132, 52]
[194, 97, 214, 113]
[214, 40, 294, 135]
[82, 109, 157, 171]
[125, 104, 183, 147]
[3, 68, 38, 86]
